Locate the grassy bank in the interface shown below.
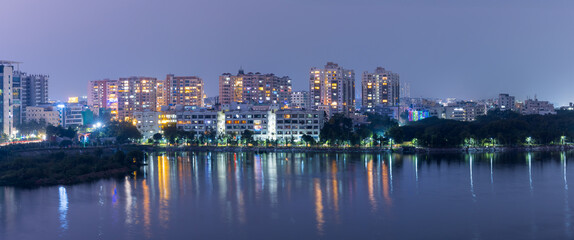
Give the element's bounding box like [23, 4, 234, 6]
[0, 148, 144, 187]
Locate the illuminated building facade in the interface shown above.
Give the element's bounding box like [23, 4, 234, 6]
[309, 62, 355, 115]
[133, 111, 162, 139]
[219, 69, 292, 107]
[165, 74, 204, 107]
[275, 109, 323, 141]
[156, 79, 166, 110]
[175, 110, 219, 136]
[291, 91, 311, 109]
[361, 67, 400, 112]
[117, 77, 157, 121]
[88, 79, 118, 119]
[175, 107, 324, 141]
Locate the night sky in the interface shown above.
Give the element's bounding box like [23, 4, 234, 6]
[1, 0, 573, 105]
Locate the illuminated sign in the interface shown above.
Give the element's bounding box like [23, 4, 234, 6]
[408, 109, 430, 122]
[68, 97, 79, 103]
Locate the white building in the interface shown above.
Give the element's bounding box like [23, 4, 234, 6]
[173, 106, 325, 142]
[291, 91, 310, 109]
[521, 98, 556, 115]
[26, 106, 60, 126]
[133, 111, 162, 139]
[445, 102, 487, 121]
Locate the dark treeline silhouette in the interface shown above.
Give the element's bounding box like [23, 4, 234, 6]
[0, 149, 145, 187]
[387, 109, 574, 147]
[320, 113, 398, 146]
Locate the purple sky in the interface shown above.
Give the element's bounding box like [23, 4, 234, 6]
[2, 0, 573, 105]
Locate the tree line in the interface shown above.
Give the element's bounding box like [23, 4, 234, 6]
[387, 109, 574, 147]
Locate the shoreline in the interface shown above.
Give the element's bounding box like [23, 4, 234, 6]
[6, 144, 574, 157]
[2, 144, 572, 188]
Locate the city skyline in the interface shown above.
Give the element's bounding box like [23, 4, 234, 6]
[2, 0, 573, 106]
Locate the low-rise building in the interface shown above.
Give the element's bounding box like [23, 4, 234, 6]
[521, 98, 556, 115]
[133, 111, 162, 139]
[175, 109, 219, 136]
[560, 103, 574, 111]
[25, 106, 60, 126]
[498, 93, 516, 111]
[57, 104, 85, 128]
[445, 101, 487, 121]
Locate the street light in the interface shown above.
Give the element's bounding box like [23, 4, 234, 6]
[526, 137, 533, 147]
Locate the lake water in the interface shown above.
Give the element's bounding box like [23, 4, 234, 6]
[1, 151, 574, 239]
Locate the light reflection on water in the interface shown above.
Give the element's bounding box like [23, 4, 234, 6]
[58, 186, 68, 232]
[2, 151, 574, 239]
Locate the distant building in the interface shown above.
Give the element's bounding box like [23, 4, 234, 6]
[26, 105, 60, 126]
[117, 77, 158, 121]
[521, 98, 556, 115]
[0, 62, 14, 136]
[164, 74, 204, 107]
[219, 69, 292, 108]
[291, 91, 310, 109]
[498, 93, 516, 111]
[12, 71, 49, 124]
[445, 101, 487, 121]
[400, 82, 410, 99]
[361, 67, 400, 112]
[309, 62, 355, 115]
[560, 103, 574, 111]
[57, 103, 85, 128]
[88, 79, 118, 119]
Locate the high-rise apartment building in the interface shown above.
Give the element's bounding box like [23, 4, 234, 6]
[219, 69, 292, 107]
[361, 67, 400, 112]
[117, 77, 157, 121]
[88, 79, 118, 118]
[0, 62, 14, 136]
[309, 62, 355, 115]
[12, 71, 49, 124]
[156, 79, 166, 110]
[165, 74, 204, 107]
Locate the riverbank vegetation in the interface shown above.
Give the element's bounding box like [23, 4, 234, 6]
[0, 149, 145, 187]
[387, 110, 574, 148]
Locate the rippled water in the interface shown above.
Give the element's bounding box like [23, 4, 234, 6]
[1, 151, 574, 239]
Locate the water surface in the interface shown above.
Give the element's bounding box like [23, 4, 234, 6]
[1, 151, 573, 239]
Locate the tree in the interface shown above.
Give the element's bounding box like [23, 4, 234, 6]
[114, 122, 142, 144]
[163, 124, 181, 144]
[17, 119, 47, 136]
[320, 113, 354, 145]
[153, 133, 163, 143]
[301, 134, 317, 146]
[242, 130, 254, 145]
[46, 125, 77, 140]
